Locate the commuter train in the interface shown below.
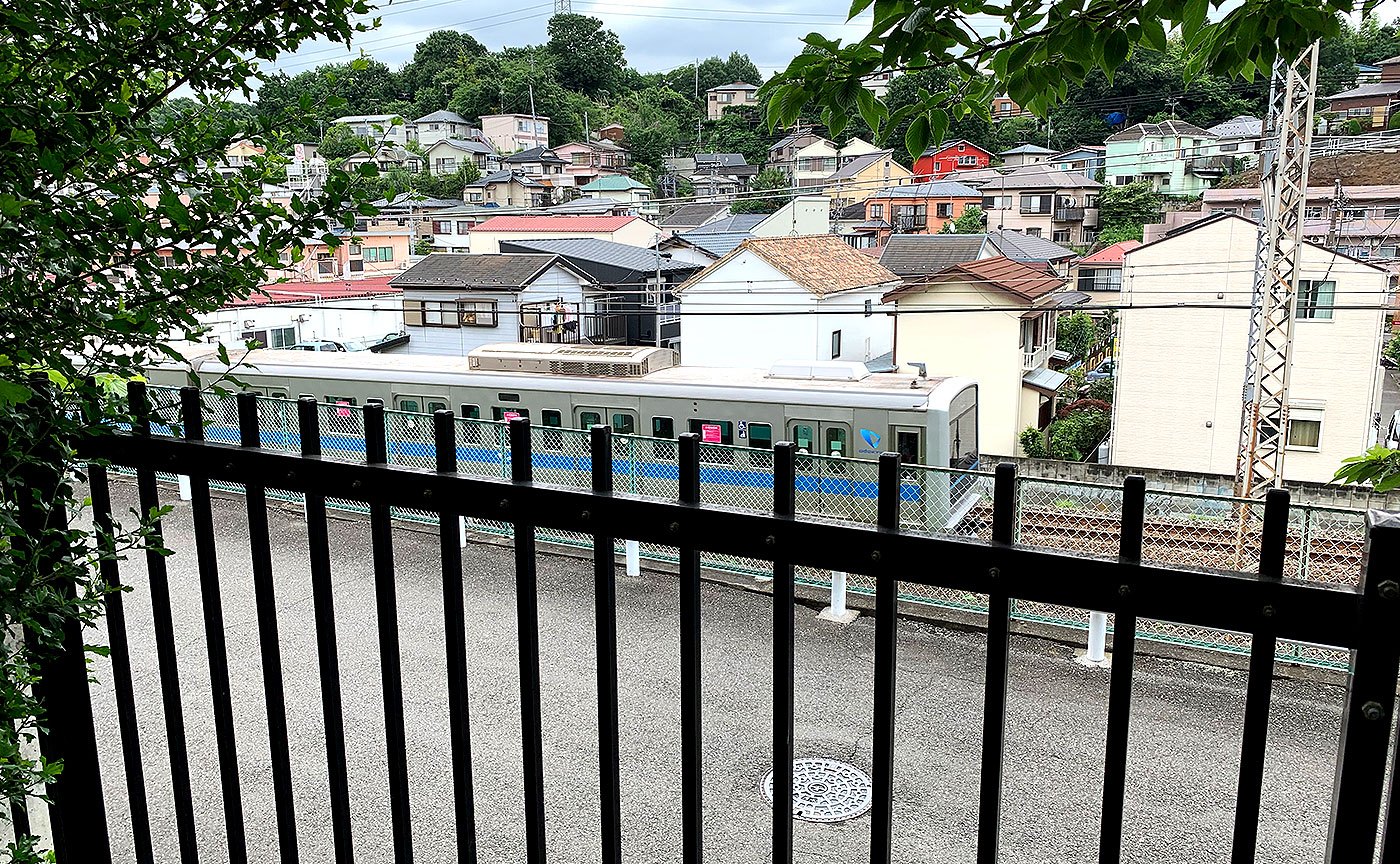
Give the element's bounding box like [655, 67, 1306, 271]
[150, 342, 979, 473]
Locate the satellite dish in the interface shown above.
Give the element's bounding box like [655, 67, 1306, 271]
[1106, 111, 1127, 126]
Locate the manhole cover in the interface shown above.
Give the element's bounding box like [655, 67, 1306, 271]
[761, 758, 873, 823]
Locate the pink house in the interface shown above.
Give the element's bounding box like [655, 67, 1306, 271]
[552, 140, 631, 188]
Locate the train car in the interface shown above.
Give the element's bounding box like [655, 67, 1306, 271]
[149, 343, 979, 528]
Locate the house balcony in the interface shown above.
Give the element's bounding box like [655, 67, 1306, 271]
[1023, 342, 1052, 370]
[1083, 207, 1100, 228]
[1054, 206, 1085, 222]
[1188, 155, 1234, 178]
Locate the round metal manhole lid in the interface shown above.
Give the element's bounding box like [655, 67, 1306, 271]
[761, 758, 873, 823]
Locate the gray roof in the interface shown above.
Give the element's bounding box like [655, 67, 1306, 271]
[708, 81, 759, 91]
[675, 231, 752, 257]
[866, 180, 981, 199]
[371, 192, 467, 210]
[828, 149, 895, 181]
[695, 153, 748, 168]
[544, 198, 624, 215]
[685, 214, 765, 234]
[500, 238, 699, 273]
[661, 202, 730, 228]
[390, 253, 576, 290]
[999, 144, 1056, 155]
[466, 170, 545, 189]
[1326, 81, 1400, 100]
[1023, 367, 1070, 394]
[878, 235, 990, 276]
[415, 110, 472, 125]
[978, 165, 1102, 191]
[986, 230, 1078, 262]
[833, 202, 868, 221]
[1207, 115, 1263, 139]
[436, 138, 496, 155]
[503, 146, 568, 165]
[1106, 120, 1215, 142]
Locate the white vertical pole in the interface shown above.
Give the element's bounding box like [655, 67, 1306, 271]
[177, 474, 192, 501]
[1086, 611, 1108, 665]
[830, 571, 848, 617]
[459, 515, 468, 549]
[625, 540, 640, 576]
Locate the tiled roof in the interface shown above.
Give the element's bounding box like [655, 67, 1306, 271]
[1207, 115, 1262, 139]
[676, 231, 750, 257]
[390, 253, 580, 289]
[1079, 240, 1142, 266]
[227, 277, 400, 308]
[503, 146, 568, 164]
[978, 165, 1102, 190]
[695, 153, 748, 168]
[1105, 120, 1215, 142]
[371, 192, 467, 209]
[866, 180, 982, 199]
[920, 139, 992, 157]
[708, 81, 758, 91]
[685, 214, 764, 234]
[468, 214, 641, 233]
[415, 110, 472, 125]
[660, 202, 730, 228]
[682, 234, 900, 297]
[1326, 81, 1400, 100]
[435, 138, 496, 155]
[580, 175, 649, 191]
[499, 238, 700, 273]
[885, 255, 1064, 303]
[466, 170, 545, 189]
[828, 150, 896, 181]
[878, 235, 990, 277]
[986, 229, 1078, 262]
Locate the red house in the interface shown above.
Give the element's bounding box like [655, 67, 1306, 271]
[913, 139, 994, 179]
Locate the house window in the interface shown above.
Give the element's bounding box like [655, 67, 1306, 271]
[365, 247, 394, 262]
[518, 120, 530, 131]
[1019, 194, 1052, 214]
[1052, 230, 1071, 244]
[1304, 207, 1325, 219]
[354, 219, 368, 232]
[433, 220, 451, 234]
[348, 244, 362, 255]
[1286, 407, 1323, 450]
[435, 158, 456, 172]
[831, 330, 842, 359]
[457, 299, 499, 327]
[935, 202, 953, 218]
[1384, 206, 1400, 219]
[869, 203, 884, 219]
[1250, 207, 1264, 221]
[957, 155, 979, 166]
[468, 192, 483, 202]
[278, 250, 293, 265]
[349, 260, 364, 273]
[1077, 268, 1121, 292]
[981, 195, 1010, 210]
[1296, 279, 1335, 320]
[456, 221, 471, 234]
[1024, 227, 1042, 238]
[572, 153, 591, 165]
[1081, 230, 1097, 244]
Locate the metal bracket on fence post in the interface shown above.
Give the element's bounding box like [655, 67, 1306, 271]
[818, 570, 859, 623]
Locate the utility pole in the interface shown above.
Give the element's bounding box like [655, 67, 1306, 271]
[654, 233, 664, 348]
[528, 56, 539, 150]
[1233, 42, 1320, 502]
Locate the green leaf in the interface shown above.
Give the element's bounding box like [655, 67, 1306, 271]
[904, 112, 930, 161]
[0, 379, 32, 406]
[9, 128, 36, 146]
[1103, 30, 1131, 69]
[855, 86, 886, 137]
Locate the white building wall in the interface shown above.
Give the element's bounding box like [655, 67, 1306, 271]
[753, 196, 831, 238]
[676, 252, 894, 368]
[400, 265, 592, 356]
[469, 219, 662, 254]
[1112, 216, 1386, 482]
[196, 297, 403, 347]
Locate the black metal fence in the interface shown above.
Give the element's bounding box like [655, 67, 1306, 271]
[29, 381, 1400, 863]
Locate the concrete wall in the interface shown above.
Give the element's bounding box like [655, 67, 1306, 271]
[753, 196, 830, 237]
[1113, 216, 1387, 484]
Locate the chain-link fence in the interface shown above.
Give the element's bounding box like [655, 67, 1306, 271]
[136, 388, 1367, 669]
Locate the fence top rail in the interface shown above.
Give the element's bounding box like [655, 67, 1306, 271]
[82, 430, 1368, 651]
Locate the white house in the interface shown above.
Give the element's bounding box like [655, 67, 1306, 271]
[579, 175, 654, 212]
[330, 114, 414, 146]
[480, 113, 549, 153]
[1112, 214, 1389, 483]
[192, 277, 404, 349]
[414, 110, 477, 147]
[674, 234, 899, 368]
[422, 138, 500, 176]
[390, 253, 600, 358]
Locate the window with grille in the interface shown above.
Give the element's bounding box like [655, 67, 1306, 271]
[1296, 279, 1335, 320]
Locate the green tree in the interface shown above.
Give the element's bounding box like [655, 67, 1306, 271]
[400, 30, 488, 108]
[547, 14, 626, 97]
[947, 204, 986, 233]
[1097, 181, 1163, 244]
[1335, 446, 1400, 492]
[731, 167, 793, 214]
[707, 108, 771, 165]
[318, 123, 372, 159]
[1056, 312, 1097, 361]
[448, 48, 594, 146]
[0, 0, 375, 855]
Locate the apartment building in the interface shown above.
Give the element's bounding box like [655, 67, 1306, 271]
[977, 166, 1103, 246]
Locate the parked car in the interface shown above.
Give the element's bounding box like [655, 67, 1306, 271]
[288, 339, 367, 352]
[1086, 359, 1115, 381]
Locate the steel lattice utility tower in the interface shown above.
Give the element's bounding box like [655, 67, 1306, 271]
[554, 0, 570, 13]
[1233, 42, 1320, 499]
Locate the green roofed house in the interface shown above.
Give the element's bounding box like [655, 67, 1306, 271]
[579, 174, 655, 214]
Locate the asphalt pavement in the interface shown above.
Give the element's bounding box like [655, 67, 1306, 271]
[86, 481, 1351, 863]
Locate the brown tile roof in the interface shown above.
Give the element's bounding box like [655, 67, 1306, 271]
[679, 234, 900, 296]
[883, 255, 1064, 304]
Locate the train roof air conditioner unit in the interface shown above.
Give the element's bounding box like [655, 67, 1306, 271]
[468, 342, 678, 377]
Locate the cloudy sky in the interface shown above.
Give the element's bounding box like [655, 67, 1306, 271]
[261, 0, 884, 81]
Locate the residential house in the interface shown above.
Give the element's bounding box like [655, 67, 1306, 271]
[665, 197, 832, 261]
[862, 71, 896, 100]
[414, 110, 477, 147]
[670, 153, 761, 201]
[1358, 63, 1383, 85]
[370, 192, 466, 239]
[1051, 146, 1106, 179]
[480, 113, 549, 153]
[1104, 120, 1221, 194]
[194, 277, 404, 350]
[271, 227, 415, 282]
[596, 123, 625, 142]
[977, 166, 1103, 246]
[913, 140, 994, 179]
[832, 202, 879, 249]
[343, 146, 423, 174]
[391, 253, 601, 356]
[426, 204, 545, 253]
[859, 180, 983, 243]
[766, 128, 824, 178]
[466, 214, 664, 254]
[1075, 239, 1140, 304]
[991, 94, 1021, 120]
[876, 231, 1080, 279]
[1113, 214, 1388, 482]
[999, 144, 1056, 168]
[706, 81, 759, 120]
[499, 237, 704, 348]
[502, 146, 570, 195]
[1207, 115, 1263, 163]
[423, 138, 500, 176]
[545, 197, 634, 217]
[674, 235, 900, 370]
[553, 139, 631, 187]
[579, 175, 654, 214]
[659, 202, 730, 233]
[791, 137, 879, 190]
[331, 114, 414, 146]
[210, 139, 265, 176]
[1199, 182, 1400, 262]
[1326, 56, 1400, 130]
[884, 256, 1071, 456]
[824, 150, 912, 208]
[464, 169, 550, 208]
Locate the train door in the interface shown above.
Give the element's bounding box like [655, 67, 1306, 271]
[787, 420, 853, 518]
[787, 420, 851, 458]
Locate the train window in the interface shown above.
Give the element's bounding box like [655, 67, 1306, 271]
[498, 393, 521, 403]
[542, 410, 562, 427]
[748, 423, 772, 449]
[580, 410, 602, 429]
[611, 413, 636, 435]
[825, 427, 847, 457]
[460, 404, 480, 419]
[492, 407, 530, 422]
[397, 398, 421, 413]
[897, 431, 921, 464]
[427, 400, 448, 414]
[652, 417, 674, 438]
[948, 385, 979, 470]
[326, 395, 356, 406]
[792, 424, 814, 453]
[270, 391, 288, 400]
